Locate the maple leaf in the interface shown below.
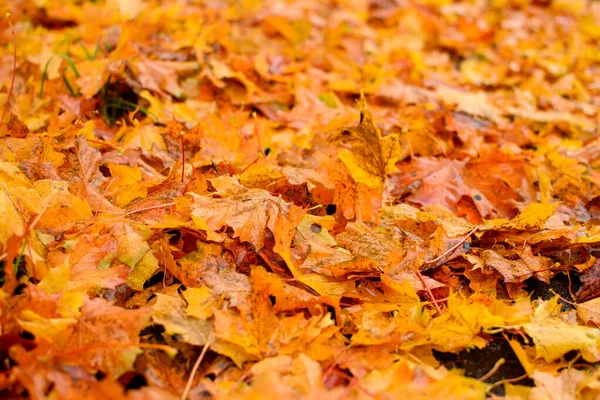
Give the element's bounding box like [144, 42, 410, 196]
[213, 267, 335, 366]
[391, 151, 536, 220]
[150, 293, 213, 346]
[174, 241, 248, 294]
[130, 60, 199, 99]
[327, 92, 401, 188]
[0, 186, 26, 247]
[481, 246, 553, 283]
[117, 123, 168, 152]
[428, 294, 505, 352]
[237, 354, 335, 399]
[529, 370, 589, 400]
[504, 202, 559, 230]
[437, 86, 506, 126]
[298, 239, 380, 278]
[104, 163, 147, 207]
[182, 285, 218, 320]
[66, 234, 129, 292]
[350, 302, 425, 346]
[576, 259, 600, 302]
[0, 112, 30, 138]
[60, 298, 151, 376]
[392, 157, 470, 211]
[522, 297, 600, 363]
[109, 221, 150, 268]
[189, 176, 306, 272]
[10, 286, 151, 379]
[74, 60, 110, 99]
[285, 154, 384, 222]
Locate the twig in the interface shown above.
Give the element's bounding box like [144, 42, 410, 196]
[566, 272, 576, 301]
[423, 226, 478, 266]
[181, 131, 186, 183]
[416, 270, 443, 315]
[549, 289, 600, 328]
[181, 332, 214, 400]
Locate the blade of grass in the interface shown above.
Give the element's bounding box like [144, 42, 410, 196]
[56, 52, 80, 77]
[39, 55, 55, 99]
[104, 97, 158, 122]
[61, 68, 77, 96]
[77, 38, 100, 61]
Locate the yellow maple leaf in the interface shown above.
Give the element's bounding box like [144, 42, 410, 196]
[507, 202, 559, 230]
[0, 190, 25, 246]
[327, 92, 401, 188]
[189, 176, 305, 274]
[126, 249, 159, 291]
[239, 158, 285, 189]
[183, 286, 216, 320]
[151, 293, 213, 346]
[105, 163, 147, 207]
[38, 260, 71, 294]
[523, 297, 600, 362]
[110, 221, 150, 268]
[118, 123, 167, 152]
[428, 294, 505, 352]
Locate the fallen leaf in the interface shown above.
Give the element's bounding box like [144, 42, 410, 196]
[327, 92, 401, 188]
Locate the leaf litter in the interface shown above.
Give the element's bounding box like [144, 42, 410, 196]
[0, 0, 600, 399]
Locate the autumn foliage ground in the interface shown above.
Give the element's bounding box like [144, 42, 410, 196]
[1, 0, 600, 399]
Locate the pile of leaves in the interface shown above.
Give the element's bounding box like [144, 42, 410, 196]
[1, 0, 600, 398]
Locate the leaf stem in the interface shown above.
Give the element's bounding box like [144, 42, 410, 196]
[125, 202, 175, 216]
[485, 373, 528, 395]
[478, 357, 505, 382]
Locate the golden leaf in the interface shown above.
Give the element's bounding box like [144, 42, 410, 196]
[327, 92, 401, 188]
